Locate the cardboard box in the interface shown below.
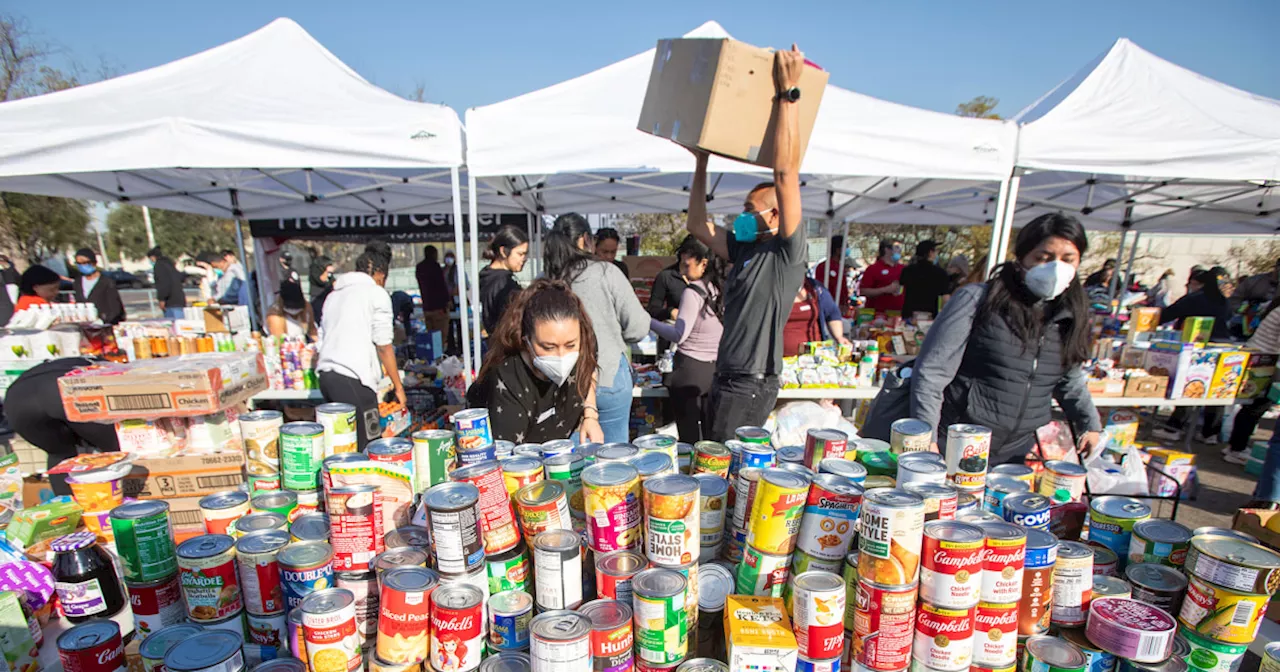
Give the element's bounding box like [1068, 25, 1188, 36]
[7, 500, 82, 549]
[123, 452, 245, 500]
[1129, 307, 1162, 335]
[1102, 409, 1140, 453]
[1169, 347, 1222, 400]
[1145, 448, 1196, 499]
[638, 38, 829, 168]
[165, 495, 210, 542]
[724, 595, 798, 672]
[59, 352, 268, 422]
[1208, 350, 1250, 399]
[1142, 340, 1196, 380]
[1232, 508, 1280, 554]
[1238, 352, 1277, 399]
[1087, 374, 1126, 397]
[1124, 374, 1168, 398]
[1118, 343, 1149, 369]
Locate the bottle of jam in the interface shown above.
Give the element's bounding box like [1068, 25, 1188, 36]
[51, 531, 127, 623]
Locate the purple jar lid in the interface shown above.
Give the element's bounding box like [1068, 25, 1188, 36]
[50, 531, 97, 553]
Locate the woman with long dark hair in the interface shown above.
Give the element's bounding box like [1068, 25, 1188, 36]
[649, 237, 726, 442]
[545, 213, 649, 443]
[910, 213, 1102, 464]
[1154, 267, 1234, 441]
[479, 224, 530, 335]
[467, 279, 602, 443]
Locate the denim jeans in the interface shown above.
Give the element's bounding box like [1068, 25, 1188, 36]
[596, 359, 634, 444]
[163, 307, 185, 319]
[1254, 426, 1280, 502]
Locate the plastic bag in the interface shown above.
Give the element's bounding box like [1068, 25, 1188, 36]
[766, 401, 859, 448]
[1085, 445, 1149, 496]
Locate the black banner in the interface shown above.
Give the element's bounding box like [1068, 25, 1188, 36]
[249, 213, 528, 242]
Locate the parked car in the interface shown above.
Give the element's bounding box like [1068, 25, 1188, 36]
[102, 269, 150, 289]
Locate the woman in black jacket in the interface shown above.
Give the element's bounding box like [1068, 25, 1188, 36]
[478, 225, 529, 336]
[1158, 269, 1233, 341]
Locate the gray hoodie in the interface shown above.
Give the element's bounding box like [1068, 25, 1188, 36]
[568, 261, 650, 387]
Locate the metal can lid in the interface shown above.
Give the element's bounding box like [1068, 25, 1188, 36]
[177, 534, 235, 559]
[489, 590, 534, 616]
[691, 473, 728, 498]
[534, 529, 580, 553]
[812, 473, 863, 498]
[291, 513, 330, 541]
[644, 473, 699, 497]
[947, 423, 992, 436]
[515, 480, 565, 507]
[676, 660, 730, 672]
[1126, 562, 1188, 593]
[240, 410, 283, 422]
[777, 463, 814, 482]
[890, 418, 932, 435]
[277, 540, 335, 569]
[855, 438, 891, 453]
[901, 460, 947, 476]
[597, 550, 648, 577]
[375, 547, 430, 572]
[818, 459, 867, 480]
[775, 446, 804, 464]
[976, 521, 1027, 542]
[596, 443, 638, 462]
[957, 510, 1003, 525]
[577, 598, 631, 630]
[1092, 575, 1131, 596]
[758, 468, 809, 492]
[864, 488, 925, 509]
[235, 529, 291, 555]
[635, 434, 677, 449]
[478, 651, 532, 672]
[989, 464, 1034, 478]
[1025, 528, 1060, 551]
[1091, 495, 1152, 520]
[432, 583, 483, 610]
[1170, 632, 1191, 658]
[198, 490, 250, 511]
[281, 422, 323, 436]
[1057, 541, 1093, 559]
[382, 566, 440, 593]
[808, 428, 849, 442]
[57, 619, 121, 652]
[1091, 545, 1118, 565]
[696, 562, 734, 611]
[385, 526, 430, 549]
[424, 481, 481, 511]
[453, 407, 489, 422]
[51, 530, 99, 553]
[583, 461, 640, 487]
[544, 453, 584, 469]
[896, 451, 944, 466]
[902, 482, 956, 500]
[1190, 535, 1280, 569]
[530, 610, 591, 642]
[629, 451, 672, 476]
[1191, 526, 1258, 544]
[1132, 519, 1191, 545]
[793, 570, 843, 593]
[236, 512, 286, 534]
[502, 456, 544, 474]
[450, 460, 502, 481]
[163, 631, 244, 672]
[1004, 492, 1052, 512]
[109, 500, 169, 521]
[317, 402, 357, 414]
[1024, 635, 1087, 669]
[1044, 460, 1088, 477]
[735, 426, 770, 440]
[693, 441, 729, 457]
[633, 567, 687, 599]
[323, 453, 367, 468]
[300, 587, 355, 615]
[412, 428, 454, 440]
[924, 520, 985, 544]
[139, 623, 205, 660]
[252, 658, 308, 672]
[251, 491, 297, 510]
[367, 437, 412, 455]
[985, 475, 1030, 494]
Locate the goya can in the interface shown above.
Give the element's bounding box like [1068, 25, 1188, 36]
[533, 529, 584, 611]
[644, 474, 700, 567]
[376, 567, 436, 664]
[857, 489, 925, 585]
[1178, 574, 1267, 644]
[578, 599, 634, 672]
[515, 480, 574, 540]
[736, 544, 791, 597]
[920, 520, 984, 608]
[529, 610, 591, 671]
[1085, 598, 1175, 664]
[110, 500, 177, 582]
[903, 481, 958, 522]
[328, 485, 385, 573]
[411, 429, 457, 489]
[1019, 528, 1059, 636]
[596, 549, 648, 605]
[853, 579, 917, 671]
[127, 573, 186, 639]
[502, 456, 545, 497]
[1002, 493, 1051, 531]
[485, 541, 532, 594]
[278, 541, 336, 612]
[797, 474, 863, 563]
[281, 422, 325, 491]
[301, 588, 360, 672]
[139, 623, 204, 672]
[200, 490, 250, 537]
[177, 534, 241, 622]
[982, 476, 1030, 519]
[692, 474, 729, 557]
[450, 460, 521, 555]
[315, 402, 358, 456]
[791, 571, 845, 661]
[1022, 635, 1088, 672]
[1038, 461, 1088, 504]
[889, 418, 932, 454]
[914, 602, 975, 670]
[453, 408, 493, 452]
[805, 429, 850, 467]
[633, 568, 689, 666]
[977, 522, 1026, 605]
[972, 602, 1019, 668]
[746, 469, 809, 555]
[945, 424, 992, 489]
[488, 589, 533, 651]
[1182, 535, 1280, 595]
[582, 462, 642, 553]
[1083, 497, 1151, 569]
[235, 529, 289, 616]
[1126, 563, 1187, 615]
[692, 442, 732, 477]
[424, 481, 486, 575]
[1128, 520, 1191, 567]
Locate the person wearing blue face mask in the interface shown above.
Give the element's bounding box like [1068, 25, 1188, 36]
[72, 248, 126, 324]
[684, 44, 810, 441]
[861, 239, 905, 315]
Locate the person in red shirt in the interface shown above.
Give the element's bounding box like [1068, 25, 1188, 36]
[861, 239, 905, 313]
[813, 235, 850, 311]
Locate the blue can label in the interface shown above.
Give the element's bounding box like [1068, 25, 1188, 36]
[1010, 509, 1051, 530]
[457, 445, 497, 467]
[797, 655, 840, 672]
[281, 563, 335, 611]
[490, 608, 531, 650]
[1024, 543, 1058, 569]
[454, 410, 493, 452]
[741, 447, 775, 470]
[984, 490, 1010, 517]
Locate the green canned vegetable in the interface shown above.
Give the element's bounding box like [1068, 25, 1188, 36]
[109, 500, 177, 582]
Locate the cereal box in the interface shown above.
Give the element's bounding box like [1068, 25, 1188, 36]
[724, 595, 798, 672]
[1119, 343, 1149, 369]
[1237, 352, 1277, 399]
[1129, 307, 1162, 335]
[1168, 347, 1222, 400]
[1146, 448, 1197, 499]
[1208, 350, 1250, 399]
[1142, 341, 1195, 381]
[1181, 316, 1215, 344]
[1102, 409, 1140, 454]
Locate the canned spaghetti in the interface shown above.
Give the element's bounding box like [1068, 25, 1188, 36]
[796, 474, 863, 562]
[920, 520, 984, 608]
[377, 567, 436, 664]
[914, 603, 975, 670]
[692, 442, 732, 477]
[858, 489, 925, 585]
[502, 456, 545, 497]
[853, 578, 917, 671]
[430, 584, 485, 672]
[890, 418, 932, 454]
[279, 541, 336, 612]
[596, 549, 648, 605]
[533, 529, 584, 611]
[644, 474, 700, 567]
[450, 460, 521, 555]
[424, 481, 486, 575]
[301, 588, 361, 672]
[634, 568, 689, 666]
[530, 610, 591, 671]
[746, 469, 808, 555]
[411, 429, 457, 490]
[972, 601, 1019, 668]
[177, 534, 241, 622]
[328, 485, 385, 572]
[903, 481, 958, 521]
[1038, 460, 1087, 503]
[792, 571, 845, 661]
[582, 462, 642, 553]
[805, 429, 849, 468]
[945, 424, 992, 489]
[515, 480, 573, 540]
[488, 590, 533, 651]
[235, 529, 289, 615]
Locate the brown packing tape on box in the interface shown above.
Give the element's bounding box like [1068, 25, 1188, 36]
[638, 37, 828, 168]
[1123, 375, 1168, 398]
[123, 452, 246, 500]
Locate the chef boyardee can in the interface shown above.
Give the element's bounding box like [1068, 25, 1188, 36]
[1002, 493, 1051, 531]
[424, 481, 486, 575]
[281, 422, 325, 491]
[1022, 634, 1088, 672]
[1082, 497, 1151, 569]
[110, 500, 177, 582]
[488, 590, 533, 651]
[634, 568, 689, 666]
[530, 610, 591, 670]
[1125, 563, 1187, 615]
[1127, 520, 1191, 568]
[746, 468, 809, 556]
[278, 541, 335, 612]
[486, 539, 532, 594]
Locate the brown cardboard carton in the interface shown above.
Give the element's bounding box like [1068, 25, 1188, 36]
[638, 38, 828, 168]
[124, 452, 245, 500]
[165, 495, 210, 542]
[59, 352, 268, 421]
[1123, 374, 1168, 398]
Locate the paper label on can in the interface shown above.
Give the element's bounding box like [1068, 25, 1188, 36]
[972, 603, 1018, 667]
[1179, 575, 1264, 644]
[534, 546, 583, 610]
[282, 563, 335, 612]
[635, 593, 687, 664]
[794, 588, 845, 659]
[746, 484, 806, 555]
[377, 587, 431, 663]
[429, 506, 485, 575]
[914, 605, 974, 670]
[238, 552, 285, 615]
[430, 605, 483, 672]
[1085, 512, 1146, 565]
[304, 602, 361, 672]
[459, 468, 520, 554]
[920, 536, 983, 608]
[1052, 559, 1093, 625]
[853, 582, 915, 671]
[330, 490, 385, 572]
[129, 575, 186, 638]
[489, 608, 531, 651]
[589, 623, 633, 672]
[112, 512, 177, 582]
[980, 537, 1025, 604]
[282, 433, 324, 490]
[858, 501, 923, 585]
[797, 487, 861, 561]
[699, 494, 727, 545]
[585, 480, 641, 552]
[179, 554, 242, 621]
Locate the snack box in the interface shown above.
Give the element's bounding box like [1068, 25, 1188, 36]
[1129, 306, 1162, 335]
[1118, 343, 1149, 369]
[1207, 349, 1250, 399]
[1142, 340, 1196, 381]
[0, 590, 36, 672]
[1145, 448, 1196, 499]
[1238, 352, 1278, 399]
[1181, 316, 1215, 344]
[59, 351, 268, 421]
[1168, 347, 1222, 400]
[1102, 408, 1140, 453]
[724, 595, 798, 672]
[6, 499, 82, 550]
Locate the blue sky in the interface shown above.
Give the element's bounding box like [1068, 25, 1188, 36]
[9, 0, 1278, 119]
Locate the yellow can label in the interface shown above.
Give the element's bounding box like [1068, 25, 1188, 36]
[745, 475, 808, 555]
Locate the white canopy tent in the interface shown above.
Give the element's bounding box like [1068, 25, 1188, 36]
[463, 20, 1016, 354]
[0, 17, 508, 378]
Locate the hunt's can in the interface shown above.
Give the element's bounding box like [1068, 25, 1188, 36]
[200, 490, 251, 537]
[1002, 493, 1051, 531]
[1178, 626, 1247, 672]
[1178, 574, 1267, 644]
[972, 602, 1019, 668]
[1022, 635, 1088, 672]
[820, 458, 867, 485]
[315, 402, 358, 456]
[291, 513, 330, 544]
[1085, 598, 1175, 664]
[736, 544, 791, 597]
[328, 485, 385, 573]
[746, 468, 809, 555]
[281, 422, 325, 491]
[515, 480, 573, 539]
[644, 474, 700, 567]
[424, 481, 486, 575]
[857, 489, 925, 585]
[245, 611, 287, 664]
[429, 584, 485, 672]
[582, 462, 642, 553]
[502, 456, 545, 497]
[1092, 546, 1119, 577]
[692, 474, 729, 559]
[374, 566, 437, 663]
[1059, 627, 1115, 672]
[914, 603, 975, 670]
[238, 512, 287, 536]
[920, 520, 984, 609]
[692, 442, 732, 477]
[806, 429, 850, 467]
[1127, 520, 1191, 568]
[578, 599, 634, 672]
[1019, 528, 1059, 636]
[982, 476, 1030, 518]
[945, 424, 992, 489]
[162, 630, 245, 672]
[127, 573, 186, 639]
[534, 529, 584, 611]
[792, 571, 846, 661]
[278, 541, 336, 612]
[797, 474, 863, 563]
[451, 460, 521, 555]
[139, 623, 204, 672]
[241, 410, 283, 488]
[977, 522, 1026, 605]
[300, 588, 360, 672]
[853, 578, 917, 671]
[453, 408, 494, 452]
[176, 534, 241, 622]
[633, 568, 689, 666]
[903, 482, 958, 522]
[1182, 534, 1280, 594]
[889, 418, 932, 454]
[488, 590, 533, 651]
[110, 500, 177, 582]
[1038, 461, 1088, 504]
[596, 549, 648, 605]
[235, 529, 289, 616]
[485, 541, 532, 594]
[411, 429, 457, 489]
[529, 610, 591, 671]
[1082, 497, 1151, 569]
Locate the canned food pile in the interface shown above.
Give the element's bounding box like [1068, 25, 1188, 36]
[42, 410, 1280, 672]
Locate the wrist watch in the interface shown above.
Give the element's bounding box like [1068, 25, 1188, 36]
[777, 87, 801, 103]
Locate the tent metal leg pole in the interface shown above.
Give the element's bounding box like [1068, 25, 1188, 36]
[468, 174, 483, 366]
[450, 167, 473, 384]
[1109, 230, 1128, 301]
[987, 175, 1019, 278]
[1124, 232, 1142, 292]
[836, 218, 850, 313]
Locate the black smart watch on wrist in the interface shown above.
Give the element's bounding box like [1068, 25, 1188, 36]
[777, 87, 801, 103]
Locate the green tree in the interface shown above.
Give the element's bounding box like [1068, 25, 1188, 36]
[956, 96, 1001, 119]
[615, 213, 689, 256]
[106, 206, 237, 262]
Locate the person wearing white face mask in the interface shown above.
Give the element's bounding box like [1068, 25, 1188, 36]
[908, 213, 1102, 465]
[466, 279, 604, 444]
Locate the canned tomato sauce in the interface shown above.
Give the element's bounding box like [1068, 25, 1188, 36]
[920, 520, 984, 609]
[139, 623, 204, 672]
[852, 578, 917, 671]
[596, 549, 648, 605]
[328, 485, 385, 572]
[162, 630, 245, 672]
[59, 619, 127, 672]
[127, 572, 186, 638]
[177, 534, 241, 622]
[430, 584, 485, 672]
[530, 610, 592, 671]
[278, 541, 336, 612]
[301, 588, 361, 672]
[644, 474, 701, 567]
[235, 529, 289, 616]
[377, 567, 436, 664]
[578, 599, 633, 672]
[450, 460, 521, 555]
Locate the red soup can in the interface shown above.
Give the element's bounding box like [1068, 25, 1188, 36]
[328, 485, 385, 572]
[596, 550, 649, 605]
[578, 599, 634, 672]
[919, 520, 985, 609]
[58, 620, 126, 672]
[377, 567, 437, 664]
[853, 578, 917, 671]
[450, 461, 521, 555]
[127, 574, 187, 639]
[430, 584, 485, 672]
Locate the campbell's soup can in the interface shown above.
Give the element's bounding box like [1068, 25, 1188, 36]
[913, 603, 975, 670]
[971, 602, 1019, 668]
[127, 573, 187, 639]
[429, 585, 485, 672]
[976, 522, 1026, 604]
[919, 520, 984, 608]
[58, 620, 127, 672]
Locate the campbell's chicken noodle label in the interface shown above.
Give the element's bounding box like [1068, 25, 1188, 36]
[971, 602, 1019, 668]
[913, 604, 975, 671]
[858, 489, 925, 585]
[328, 486, 385, 572]
[978, 524, 1025, 604]
[853, 579, 917, 671]
[919, 521, 984, 609]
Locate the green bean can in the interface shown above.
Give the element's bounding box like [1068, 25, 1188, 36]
[412, 429, 457, 488]
[486, 540, 533, 594]
[633, 568, 688, 666]
[734, 427, 771, 445]
[281, 422, 325, 490]
[1179, 626, 1248, 672]
[109, 500, 177, 582]
[251, 490, 298, 520]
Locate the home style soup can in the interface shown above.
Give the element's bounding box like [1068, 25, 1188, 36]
[644, 474, 701, 567]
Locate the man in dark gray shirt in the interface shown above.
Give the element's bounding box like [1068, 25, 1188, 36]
[685, 45, 809, 441]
